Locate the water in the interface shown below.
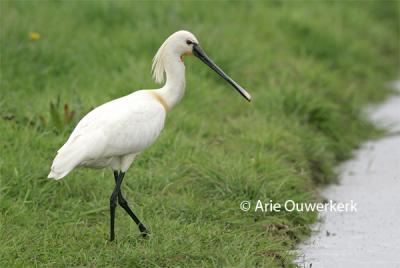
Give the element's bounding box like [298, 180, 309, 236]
[296, 81, 400, 268]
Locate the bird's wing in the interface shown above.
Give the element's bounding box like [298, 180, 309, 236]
[49, 91, 166, 179]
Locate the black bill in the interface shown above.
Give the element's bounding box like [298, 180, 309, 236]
[192, 44, 252, 102]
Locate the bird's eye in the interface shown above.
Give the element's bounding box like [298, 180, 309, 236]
[186, 40, 192, 45]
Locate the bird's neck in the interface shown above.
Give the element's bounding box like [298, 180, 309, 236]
[156, 53, 186, 110]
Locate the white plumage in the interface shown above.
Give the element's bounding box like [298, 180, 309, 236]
[48, 90, 166, 179]
[48, 31, 194, 180]
[47, 30, 251, 241]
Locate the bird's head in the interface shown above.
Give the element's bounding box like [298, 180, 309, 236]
[164, 30, 199, 57]
[152, 30, 251, 102]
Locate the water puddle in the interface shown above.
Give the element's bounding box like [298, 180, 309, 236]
[296, 81, 400, 268]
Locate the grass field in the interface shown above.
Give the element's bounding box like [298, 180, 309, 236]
[0, 1, 399, 267]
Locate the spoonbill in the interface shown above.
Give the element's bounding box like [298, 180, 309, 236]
[48, 30, 252, 241]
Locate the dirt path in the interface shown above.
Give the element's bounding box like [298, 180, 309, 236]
[297, 81, 400, 268]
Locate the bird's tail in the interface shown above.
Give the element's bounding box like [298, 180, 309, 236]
[48, 146, 84, 180]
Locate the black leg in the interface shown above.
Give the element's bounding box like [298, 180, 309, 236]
[116, 171, 149, 237]
[109, 171, 122, 241]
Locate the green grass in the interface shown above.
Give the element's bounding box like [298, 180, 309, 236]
[0, 1, 398, 267]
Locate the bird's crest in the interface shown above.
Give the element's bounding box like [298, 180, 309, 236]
[151, 39, 168, 84]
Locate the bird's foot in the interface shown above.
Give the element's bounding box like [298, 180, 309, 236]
[138, 223, 150, 238]
[109, 232, 115, 242]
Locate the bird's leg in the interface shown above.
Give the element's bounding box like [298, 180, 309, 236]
[109, 171, 122, 241]
[116, 171, 149, 237]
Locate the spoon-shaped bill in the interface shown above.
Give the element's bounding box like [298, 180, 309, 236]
[192, 44, 252, 102]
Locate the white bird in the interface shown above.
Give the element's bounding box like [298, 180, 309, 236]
[48, 30, 251, 241]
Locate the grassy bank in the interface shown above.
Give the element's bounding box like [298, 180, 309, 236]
[0, 1, 398, 267]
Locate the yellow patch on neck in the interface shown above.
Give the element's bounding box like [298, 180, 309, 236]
[149, 92, 169, 112]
